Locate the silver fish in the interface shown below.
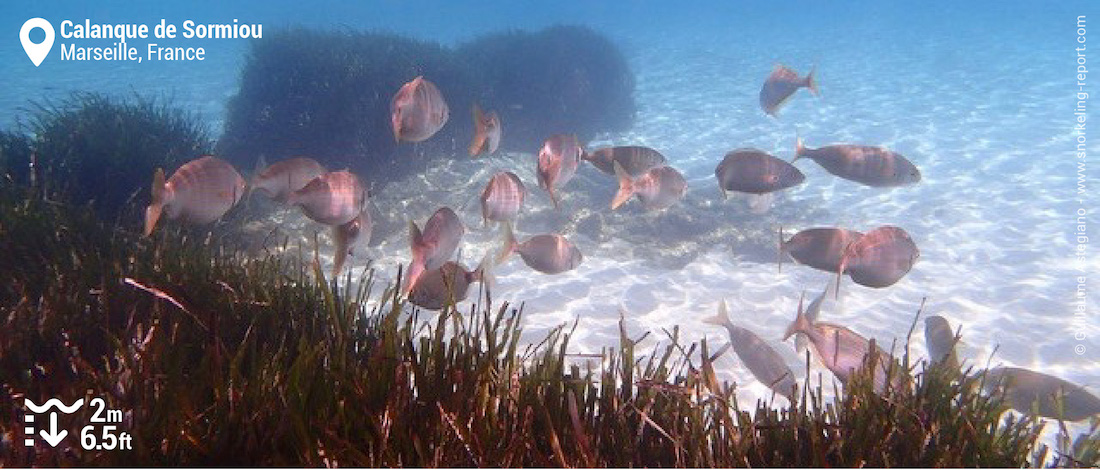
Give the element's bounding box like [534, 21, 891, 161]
[583, 145, 667, 177]
[536, 134, 583, 209]
[287, 170, 367, 226]
[779, 227, 864, 273]
[924, 316, 959, 370]
[408, 255, 493, 311]
[759, 64, 818, 116]
[144, 156, 246, 236]
[469, 103, 501, 157]
[611, 163, 687, 211]
[705, 300, 798, 400]
[405, 207, 464, 293]
[836, 225, 919, 291]
[332, 210, 372, 278]
[715, 149, 805, 196]
[983, 367, 1100, 421]
[251, 156, 327, 202]
[391, 76, 449, 143]
[480, 171, 526, 226]
[498, 223, 582, 275]
[784, 291, 903, 394]
[794, 138, 921, 187]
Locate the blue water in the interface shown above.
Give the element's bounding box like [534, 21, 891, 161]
[2, 0, 1098, 441]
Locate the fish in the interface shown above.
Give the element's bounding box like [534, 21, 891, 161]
[408, 255, 494, 310]
[480, 171, 526, 226]
[250, 156, 327, 202]
[611, 163, 687, 211]
[405, 207, 465, 293]
[331, 210, 372, 278]
[779, 227, 865, 273]
[144, 156, 246, 237]
[924, 316, 959, 370]
[759, 64, 818, 116]
[784, 291, 904, 394]
[391, 76, 450, 143]
[715, 149, 805, 197]
[793, 138, 921, 187]
[582, 145, 668, 177]
[287, 170, 367, 226]
[536, 134, 583, 209]
[704, 300, 798, 400]
[983, 367, 1100, 421]
[498, 223, 583, 275]
[793, 279, 835, 354]
[468, 103, 501, 157]
[836, 225, 919, 291]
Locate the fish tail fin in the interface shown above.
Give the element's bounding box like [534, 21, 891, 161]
[403, 221, 426, 294]
[548, 188, 561, 211]
[835, 242, 854, 300]
[474, 252, 496, 296]
[805, 65, 819, 96]
[144, 168, 167, 237]
[793, 135, 806, 162]
[702, 300, 734, 329]
[496, 221, 519, 265]
[610, 161, 635, 210]
[469, 103, 486, 157]
[332, 224, 350, 278]
[784, 292, 812, 341]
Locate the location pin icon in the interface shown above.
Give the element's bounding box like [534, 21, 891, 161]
[20, 18, 55, 67]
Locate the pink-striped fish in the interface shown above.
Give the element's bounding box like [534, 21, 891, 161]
[779, 227, 864, 273]
[332, 210, 372, 278]
[405, 207, 465, 293]
[794, 138, 921, 187]
[836, 225, 919, 291]
[498, 223, 583, 275]
[611, 163, 687, 211]
[391, 76, 449, 143]
[583, 145, 667, 177]
[251, 157, 327, 202]
[536, 134, 583, 209]
[759, 64, 818, 116]
[409, 256, 493, 311]
[784, 289, 904, 395]
[468, 103, 501, 157]
[287, 170, 367, 226]
[480, 171, 526, 226]
[144, 156, 246, 236]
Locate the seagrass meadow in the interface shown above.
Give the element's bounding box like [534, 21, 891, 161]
[0, 98, 1099, 466]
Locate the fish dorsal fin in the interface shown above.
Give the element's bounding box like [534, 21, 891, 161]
[408, 220, 423, 249]
[702, 300, 732, 328]
[496, 221, 519, 265]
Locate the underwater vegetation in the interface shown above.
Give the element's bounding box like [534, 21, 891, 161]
[218, 25, 635, 184]
[0, 130, 33, 187]
[1, 176, 1099, 466]
[17, 92, 213, 221]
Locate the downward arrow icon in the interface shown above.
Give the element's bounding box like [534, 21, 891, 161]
[39, 412, 67, 447]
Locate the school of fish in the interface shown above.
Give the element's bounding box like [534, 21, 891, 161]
[141, 70, 1096, 422]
